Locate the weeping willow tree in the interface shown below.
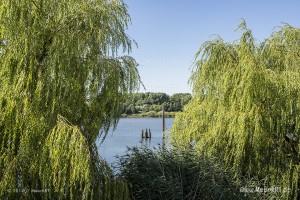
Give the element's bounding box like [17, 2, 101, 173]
[171, 21, 300, 199]
[0, 0, 140, 199]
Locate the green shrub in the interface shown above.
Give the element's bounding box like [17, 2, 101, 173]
[117, 147, 246, 200]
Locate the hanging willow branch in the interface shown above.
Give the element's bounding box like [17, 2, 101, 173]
[0, 0, 139, 199]
[171, 21, 300, 199]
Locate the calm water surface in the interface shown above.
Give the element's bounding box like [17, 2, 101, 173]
[97, 118, 173, 164]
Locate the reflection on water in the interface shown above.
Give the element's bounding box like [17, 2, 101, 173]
[97, 118, 173, 164]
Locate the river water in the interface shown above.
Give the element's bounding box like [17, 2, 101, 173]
[97, 118, 174, 165]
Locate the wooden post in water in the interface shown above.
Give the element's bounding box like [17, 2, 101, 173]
[141, 129, 144, 138]
[162, 105, 166, 140]
[162, 105, 166, 132]
[162, 105, 166, 148]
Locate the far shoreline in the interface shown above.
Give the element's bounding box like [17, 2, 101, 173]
[121, 111, 179, 118]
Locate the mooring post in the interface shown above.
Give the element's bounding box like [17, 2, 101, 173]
[141, 129, 144, 138]
[145, 129, 148, 138]
[148, 128, 151, 138]
[162, 105, 166, 133]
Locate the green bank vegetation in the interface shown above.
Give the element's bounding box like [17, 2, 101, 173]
[121, 92, 191, 118]
[118, 147, 246, 200]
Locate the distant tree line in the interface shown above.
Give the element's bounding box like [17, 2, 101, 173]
[122, 93, 192, 115]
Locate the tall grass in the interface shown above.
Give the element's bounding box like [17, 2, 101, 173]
[117, 147, 248, 200]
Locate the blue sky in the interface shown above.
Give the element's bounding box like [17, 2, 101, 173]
[124, 0, 300, 95]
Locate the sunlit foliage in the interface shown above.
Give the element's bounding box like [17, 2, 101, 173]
[171, 21, 300, 199]
[0, 0, 140, 199]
